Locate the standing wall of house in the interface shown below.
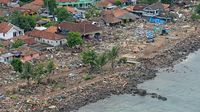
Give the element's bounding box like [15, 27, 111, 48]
[21, 53, 40, 62]
[0, 27, 24, 40]
[36, 38, 67, 46]
[0, 57, 5, 63]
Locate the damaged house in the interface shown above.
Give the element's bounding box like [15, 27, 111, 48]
[58, 21, 102, 39]
[101, 8, 139, 26]
[142, 2, 167, 17]
[0, 22, 24, 40]
[26, 30, 66, 46]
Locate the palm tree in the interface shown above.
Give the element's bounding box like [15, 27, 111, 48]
[96, 52, 108, 71]
[107, 46, 120, 71]
[21, 62, 33, 87]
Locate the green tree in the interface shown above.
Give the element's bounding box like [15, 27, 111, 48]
[0, 16, 8, 23]
[21, 61, 33, 86]
[161, 0, 172, 4]
[0, 44, 3, 48]
[114, 0, 122, 6]
[81, 49, 98, 74]
[67, 32, 83, 48]
[47, 60, 55, 74]
[44, 0, 57, 14]
[196, 4, 200, 15]
[96, 52, 108, 70]
[107, 46, 120, 70]
[56, 8, 74, 22]
[20, 0, 32, 3]
[138, 0, 158, 4]
[85, 6, 101, 19]
[12, 39, 25, 48]
[33, 63, 46, 84]
[10, 11, 36, 32]
[11, 58, 23, 73]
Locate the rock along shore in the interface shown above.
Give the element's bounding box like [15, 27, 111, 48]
[34, 34, 200, 112]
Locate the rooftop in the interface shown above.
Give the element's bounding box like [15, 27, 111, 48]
[0, 22, 13, 33]
[26, 30, 65, 40]
[58, 21, 102, 35]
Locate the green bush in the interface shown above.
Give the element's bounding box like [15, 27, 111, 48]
[191, 13, 200, 20]
[0, 44, 3, 48]
[83, 74, 92, 80]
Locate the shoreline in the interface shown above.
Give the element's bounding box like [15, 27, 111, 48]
[29, 34, 200, 112]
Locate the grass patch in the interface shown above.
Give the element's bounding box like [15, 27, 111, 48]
[83, 74, 93, 81]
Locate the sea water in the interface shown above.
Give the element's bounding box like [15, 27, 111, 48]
[77, 50, 200, 112]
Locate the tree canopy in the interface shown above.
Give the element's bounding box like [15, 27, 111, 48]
[114, 0, 122, 6]
[161, 0, 172, 4]
[85, 6, 101, 19]
[81, 49, 98, 73]
[81, 46, 120, 74]
[0, 16, 8, 23]
[196, 4, 200, 15]
[56, 8, 74, 22]
[33, 63, 46, 84]
[47, 60, 55, 74]
[11, 58, 23, 73]
[107, 46, 120, 70]
[67, 32, 83, 48]
[44, 0, 57, 14]
[21, 61, 33, 86]
[12, 39, 25, 49]
[10, 11, 36, 32]
[138, 0, 158, 4]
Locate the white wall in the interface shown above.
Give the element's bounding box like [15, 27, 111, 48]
[0, 27, 24, 40]
[36, 38, 67, 46]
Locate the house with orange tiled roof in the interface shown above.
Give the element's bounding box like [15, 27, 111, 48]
[96, 0, 137, 9]
[21, 0, 44, 14]
[0, 0, 10, 6]
[45, 26, 58, 33]
[12, 46, 40, 62]
[0, 22, 24, 40]
[101, 8, 139, 26]
[26, 30, 66, 46]
[58, 21, 102, 39]
[96, 0, 114, 9]
[0, 0, 19, 7]
[11, 35, 37, 46]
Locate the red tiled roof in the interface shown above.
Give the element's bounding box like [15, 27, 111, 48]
[26, 30, 65, 40]
[12, 35, 37, 45]
[0, 22, 13, 33]
[103, 14, 122, 24]
[21, 0, 43, 12]
[0, 48, 8, 54]
[113, 8, 129, 17]
[0, 40, 10, 47]
[0, 10, 4, 16]
[101, 10, 113, 16]
[0, 0, 10, 4]
[13, 46, 39, 56]
[64, 6, 77, 14]
[45, 26, 58, 33]
[58, 21, 102, 35]
[97, 0, 111, 7]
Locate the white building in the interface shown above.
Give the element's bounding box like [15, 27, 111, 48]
[0, 22, 24, 40]
[0, 53, 14, 63]
[26, 30, 66, 46]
